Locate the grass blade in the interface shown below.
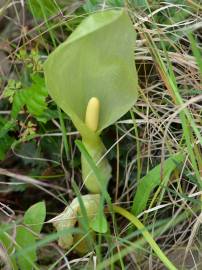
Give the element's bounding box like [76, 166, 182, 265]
[113, 206, 177, 270]
[132, 153, 184, 216]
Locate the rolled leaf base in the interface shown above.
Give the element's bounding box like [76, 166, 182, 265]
[49, 194, 100, 251]
[81, 138, 111, 193]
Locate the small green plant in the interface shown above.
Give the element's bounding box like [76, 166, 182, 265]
[44, 9, 138, 251]
[0, 201, 46, 270]
[3, 74, 48, 120]
[1, 48, 48, 158]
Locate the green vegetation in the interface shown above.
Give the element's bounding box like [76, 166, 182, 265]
[0, 1, 201, 269]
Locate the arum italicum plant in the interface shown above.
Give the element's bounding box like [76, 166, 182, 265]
[44, 9, 138, 251]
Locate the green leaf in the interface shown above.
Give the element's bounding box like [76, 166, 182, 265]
[35, 108, 59, 123]
[0, 118, 15, 160]
[44, 9, 138, 141]
[0, 119, 15, 138]
[16, 226, 37, 270]
[90, 212, 108, 233]
[23, 201, 46, 234]
[11, 75, 48, 119]
[131, 153, 184, 216]
[0, 135, 14, 160]
[15, 202, 46, 270]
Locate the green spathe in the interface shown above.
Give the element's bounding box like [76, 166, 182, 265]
[44, 9, 138, 250]
[44, 9, 138, 194]
[44, 9, 138, 140]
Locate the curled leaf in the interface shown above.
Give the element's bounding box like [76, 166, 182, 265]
[50, 194, 100, 249]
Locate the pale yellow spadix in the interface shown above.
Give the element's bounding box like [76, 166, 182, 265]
[85, 97, 100, 132]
